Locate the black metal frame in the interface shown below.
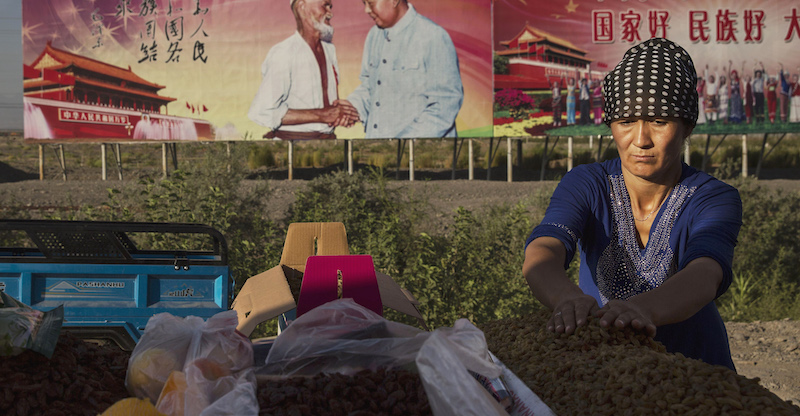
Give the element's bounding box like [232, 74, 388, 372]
[0, 219, 228, 265]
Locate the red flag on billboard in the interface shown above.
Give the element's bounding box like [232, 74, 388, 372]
[23, 64, 40, 79]
[202, 105, 208, 112]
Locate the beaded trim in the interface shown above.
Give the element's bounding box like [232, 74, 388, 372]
[540, 222, 579, 245]
[595, 174, 697, 305]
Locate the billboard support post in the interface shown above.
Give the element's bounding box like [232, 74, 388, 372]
[395, 139, 405, 180]
[56, 145, 66, 181]
[685, 141, 691, 166]
[162, 143, 168, 178]
[101, 144, 107, 181]
[38, 144, 44, 181]
[742, 135, 748, 178]
[288, 140, 294, 180]
[568, 136, 573, 172]
[507, 137, 512, 182]
[468, 139, 474, 181]
[347, 140, 354, 175]
[409, 139, 415, 182]
[113, 144, 123, 180]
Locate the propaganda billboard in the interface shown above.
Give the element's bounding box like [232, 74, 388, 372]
[21, 0, 493, 142]
[493, 0, 800, 137]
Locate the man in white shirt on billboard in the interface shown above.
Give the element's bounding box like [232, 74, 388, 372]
[248, 0, 357, 140]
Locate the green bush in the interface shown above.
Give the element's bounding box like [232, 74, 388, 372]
[78, 143, 284, 294]
[716, 179, 800, 321]
[247, 144, 275, 169]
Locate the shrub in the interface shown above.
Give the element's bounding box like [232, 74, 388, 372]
[716, 179, 800, 321]
[494, 89, 535, 120]
[247, 145, 275, 169]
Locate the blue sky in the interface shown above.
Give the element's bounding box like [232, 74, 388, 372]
[0, 0, 22, 130]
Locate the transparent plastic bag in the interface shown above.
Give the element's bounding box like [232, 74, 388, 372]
[126, 310, 257, 416]
[0, 292, 63, 359]
[260, 298, 505, 415]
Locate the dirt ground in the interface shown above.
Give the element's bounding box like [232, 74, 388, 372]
[2, 147, 800, 406]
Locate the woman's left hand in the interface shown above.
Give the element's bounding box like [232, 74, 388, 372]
[595, 299, 657, 338]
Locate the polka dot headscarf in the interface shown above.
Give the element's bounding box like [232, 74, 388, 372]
[603, 38, 698, 126]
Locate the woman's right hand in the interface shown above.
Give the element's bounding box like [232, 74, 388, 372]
[548, 294, 599, 335]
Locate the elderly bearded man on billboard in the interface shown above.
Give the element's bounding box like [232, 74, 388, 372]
[248, 0, 357, 140]
[337, 0, 464, 139]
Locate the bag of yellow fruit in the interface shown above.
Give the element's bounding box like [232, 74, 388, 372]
[125, 311, 257, 416]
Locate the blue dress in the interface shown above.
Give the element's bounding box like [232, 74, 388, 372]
[526, 159, 742, 370]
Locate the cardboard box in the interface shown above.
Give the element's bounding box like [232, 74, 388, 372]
[232, 222, 426, 336]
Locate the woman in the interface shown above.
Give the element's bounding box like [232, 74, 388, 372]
[728, 61, 745, 123]
[743, 65, 754, 124]
[551, 80, 563, 127]
[566, 77, 577, 125]
[766, 73, 779, 123]
[790, 70, 800, 123]
[523, 38, 742, 371]
[718, 74, 729, 123]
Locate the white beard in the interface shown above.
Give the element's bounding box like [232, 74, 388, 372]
[315, 20, 334, 43]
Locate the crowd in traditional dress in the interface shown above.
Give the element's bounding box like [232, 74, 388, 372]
[697, 61, 800, 125]
[548, 62, 800, 127]
[551, 76, 605, 127]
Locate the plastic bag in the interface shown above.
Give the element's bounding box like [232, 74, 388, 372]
[0, 291, 63, 358]
[126, 310, 257, 416]
[260, 298, 506, 415]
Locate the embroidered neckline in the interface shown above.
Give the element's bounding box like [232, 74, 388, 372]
[596, 174, 696, 303]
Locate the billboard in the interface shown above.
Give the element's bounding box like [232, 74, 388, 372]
[21, 0, 493, 142]
[493, 0, 800, 137]
[21, 0, 800, 141]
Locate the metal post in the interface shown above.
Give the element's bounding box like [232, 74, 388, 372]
[589, 135, 593, 153]
[742, 134, 748, 178]
[517, 138, 523, 168]
[567, 136, 573, 171]
[170, 143, 178, 169]
[101, 144, 108, 181]
[452, 137, 458, 180]
[702, 135, 711, 172]
[540, 136, 549, 181]
[396, 139, 403, 180]
[468, 139, 474, 181]
[409, 139, 415, 182]
[226, 141, 232, 173]
[507, 137, 513, 183]
[487, 137, 493, 180]
[114, 143, 123, 180]
[162, 143, 168, 177]
[55, 144, 66, 181]
[288, 140, 294, 180]
[38, 144, 44, 180]
[684, 141, 691, 165]
[347, 140, 353, 175]
[596, 135, 603, 161]
[755, 134, 767, 179]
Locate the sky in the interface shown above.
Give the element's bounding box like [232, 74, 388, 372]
[0, 0, 22, 130]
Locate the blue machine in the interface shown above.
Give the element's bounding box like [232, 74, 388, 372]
[0, 220, 233, 350]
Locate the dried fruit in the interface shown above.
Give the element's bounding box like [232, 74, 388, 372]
[480, 310, 800, 415]
[256, 368, 432, 416]
[0, 332, 130, 416]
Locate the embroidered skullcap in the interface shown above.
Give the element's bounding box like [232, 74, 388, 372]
[603, 38, 698, 126]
